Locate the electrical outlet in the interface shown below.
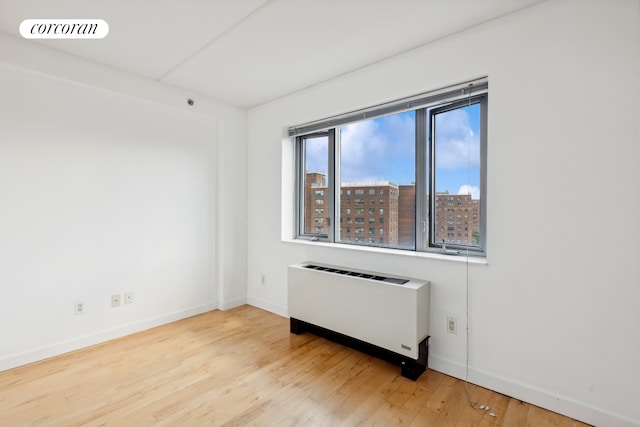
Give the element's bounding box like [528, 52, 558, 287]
[124, 292, 133, 304]
[111, 294, 121, 308]
[75, 302, 85, 315]
[447, 316, 457, 334]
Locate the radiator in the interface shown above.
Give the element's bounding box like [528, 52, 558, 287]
[288, 262, 430, 380]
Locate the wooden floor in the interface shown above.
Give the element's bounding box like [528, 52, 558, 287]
[0, 305, 590, 426]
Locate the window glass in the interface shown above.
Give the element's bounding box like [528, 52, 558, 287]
[432, 102, 481, 248]
[338, 111, 415, 249]
[301, 135, 328, 237]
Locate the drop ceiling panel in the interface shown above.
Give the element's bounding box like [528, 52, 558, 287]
[0, 0, 545, 108]
[160, 0, 544, 107]
[0, 0, 270, 79]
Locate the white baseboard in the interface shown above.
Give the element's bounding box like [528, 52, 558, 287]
[429, 354, 638, 427]
[0, 302, 217, 373]
[218, 296, 247, 311]
[246, 296, 288, 318]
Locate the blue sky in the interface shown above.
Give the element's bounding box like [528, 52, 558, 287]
[305, 104, 481, 199]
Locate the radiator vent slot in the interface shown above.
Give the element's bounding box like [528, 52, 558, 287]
[303, 264, 409, 285]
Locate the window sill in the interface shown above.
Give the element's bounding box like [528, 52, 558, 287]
[282, 238, 487, 265]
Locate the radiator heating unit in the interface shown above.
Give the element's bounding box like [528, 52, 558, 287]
[288, 262, 430, 380]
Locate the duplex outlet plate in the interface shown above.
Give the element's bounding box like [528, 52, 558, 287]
[111, 294, 121, 307]
[447, 316, 457, 334]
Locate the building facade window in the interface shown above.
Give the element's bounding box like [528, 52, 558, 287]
[294, 77, 487, 256]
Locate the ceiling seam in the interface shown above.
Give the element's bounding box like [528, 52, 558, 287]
[155, 0, 277, 82]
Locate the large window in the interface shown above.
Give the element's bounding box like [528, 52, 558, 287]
[293, 78, 487, 256]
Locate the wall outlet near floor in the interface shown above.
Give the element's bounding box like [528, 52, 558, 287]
[447, 316, 457, 334]
[124, 291, 133, 304]
[111, 294, 121, 307]
[75, 302, 85, 315]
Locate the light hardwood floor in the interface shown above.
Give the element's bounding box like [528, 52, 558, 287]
[0, 305, 591, 426]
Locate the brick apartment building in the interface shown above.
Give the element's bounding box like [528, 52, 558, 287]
[431, 192, 480, 246]
[304, 173, 479, 248]
[304, 172, 329, 235]
[340, 181, 399, 247]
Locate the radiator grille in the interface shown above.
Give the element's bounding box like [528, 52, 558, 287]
[303, 264, 409, 285]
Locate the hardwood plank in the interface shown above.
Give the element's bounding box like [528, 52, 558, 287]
[501, 398, 532, 426]
[0, 306, 593, 427]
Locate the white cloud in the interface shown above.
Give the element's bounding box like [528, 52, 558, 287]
[339, 113, 415, 184]
[434, 108, 479, 170]
[304, 136, 328, 175]
[457, 184, 480, 199]
[340, 120, 385, 166]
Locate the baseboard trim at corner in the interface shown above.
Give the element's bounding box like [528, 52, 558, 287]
[218, 297, 247, 311]
[246, 297, 288, 318]
[428, 355, 638, 427]
[0, 302, 217, 373]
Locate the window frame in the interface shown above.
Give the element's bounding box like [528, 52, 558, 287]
[293, 77, 488, 256]
[295, 130, 335, 241]
[427, 95, 488, 254]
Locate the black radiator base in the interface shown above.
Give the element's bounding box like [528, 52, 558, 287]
[290, 317, 429, 381]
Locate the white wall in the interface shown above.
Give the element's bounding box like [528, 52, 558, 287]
[247, 1, 640, 426]
[0, 34, 248, 370]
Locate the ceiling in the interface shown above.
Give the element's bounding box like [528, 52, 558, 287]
[0, 0, 544, 108]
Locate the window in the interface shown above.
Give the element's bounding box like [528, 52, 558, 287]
[294, 77, 487, 255]
[297, 133, 331, 238]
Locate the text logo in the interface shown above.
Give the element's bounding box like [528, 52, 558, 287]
[20, 19, 109, 39]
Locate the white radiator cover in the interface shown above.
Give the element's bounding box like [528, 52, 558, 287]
[288, 262, 430, 360]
